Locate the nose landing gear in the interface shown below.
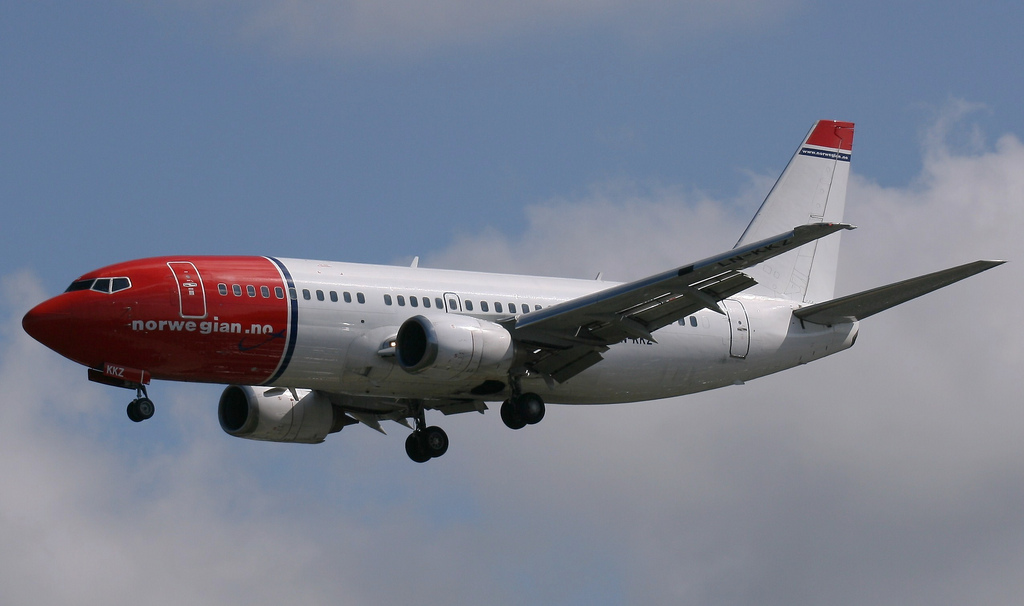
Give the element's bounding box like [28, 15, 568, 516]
[86, 367, 155, 423]
[126, 385, 155, 422]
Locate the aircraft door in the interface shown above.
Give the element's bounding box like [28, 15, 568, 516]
[167, 261, 208, 319]
[723, 299, 749, 358]
[443, 292, 462, 313]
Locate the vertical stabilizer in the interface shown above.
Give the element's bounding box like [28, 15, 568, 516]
[736, 120, 854, 303]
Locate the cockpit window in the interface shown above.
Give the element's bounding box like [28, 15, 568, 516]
[65, 277, 132, 294]
[65, 279, 95, 292]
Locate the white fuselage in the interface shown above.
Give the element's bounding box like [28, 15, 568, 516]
[274, 258, 859, 405]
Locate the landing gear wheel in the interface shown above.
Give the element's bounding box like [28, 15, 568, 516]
[405, 432, 431, 463]
[515, 393, 545, 425]
[405, 404, 450, 462]
[500, 399, 527, 430]
[423, 426, 449, 458]
[135, 397, 155, 420]
[405, 426, 449, 462]
[127, 397, 155, 423]
[502, 393, 544, 429]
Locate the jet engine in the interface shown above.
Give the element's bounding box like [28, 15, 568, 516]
[218, 385, 349, 444]
[395, 314, 514, 380]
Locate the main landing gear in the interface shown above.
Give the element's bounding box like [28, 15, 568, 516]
[401, 392, 546, 462]
[500, 392, 545, 430]
[405, 405, 449, 463]
[126, 385, 155, 423]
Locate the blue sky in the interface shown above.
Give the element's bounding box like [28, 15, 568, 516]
[2, 2, 1023, 605]
[4, 1, 1022, 282]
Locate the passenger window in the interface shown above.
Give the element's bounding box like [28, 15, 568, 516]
[261, 286, 270, 298]
[275, 287, 285, 299]
[448, 298, 458, 310]
[247, 285, 257, 297]
[397, 295, 405, 306]
[465, 300, 474, 311]
[343, 292, 352, 303]
[435, 297, 443, 308]
[690, 316, 698, 327]
[233, 284, 242, 296]
[316, 290, 325, 301]
[289, 288, 297, 300]
[303, 289, 311, 300]
[481, 301, 489, 312]
[535, 305, 542, 311]
[495, 302, 503, 313]
[330, 291, 338, 302]
[357, 293, 365, 304]
[508, 303, 516, 314]
[410, 296, 418, 307]
[384, 294, 392, 305]
[423, 297, 431, 308]
[218, 283, 228, 296]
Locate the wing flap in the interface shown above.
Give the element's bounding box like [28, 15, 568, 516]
[794, 260, 1005, 325]
[624, 272, 757, 331]
[531, 346, 608, 382]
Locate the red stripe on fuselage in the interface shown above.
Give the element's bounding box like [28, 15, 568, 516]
[27, 256, 290, 385]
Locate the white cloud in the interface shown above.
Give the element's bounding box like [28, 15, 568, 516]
[1, 109, 1021, 605]
[178, 0, 801, 58]
[424, 179, 760, 279]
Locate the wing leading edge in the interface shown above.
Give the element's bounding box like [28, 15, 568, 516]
[511, 222, 854, 382]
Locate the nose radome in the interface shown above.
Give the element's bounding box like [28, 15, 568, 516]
[22, 297, 72, 350]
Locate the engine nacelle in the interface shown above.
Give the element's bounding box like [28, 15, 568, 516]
[218, 385, 347, 444]
[395, 314, 514, 380]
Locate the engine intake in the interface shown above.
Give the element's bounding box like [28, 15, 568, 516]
[218, 385, 348, 444]
[395, 314, 514, 380]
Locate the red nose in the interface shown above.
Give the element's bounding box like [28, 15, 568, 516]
[22, 296, 72, 352]
[23, 293, 113, 369]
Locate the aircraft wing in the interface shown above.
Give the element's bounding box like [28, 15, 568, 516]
[510, 222, 854, 382]
[793, 259, 1005, 326]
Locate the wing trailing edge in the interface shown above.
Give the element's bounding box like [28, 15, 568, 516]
[793, 260, 1005, 326]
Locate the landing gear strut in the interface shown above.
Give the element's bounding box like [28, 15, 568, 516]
[126, 385, 154, 423]
[500, 392, 545, 430]
[405, 405, 449, 463]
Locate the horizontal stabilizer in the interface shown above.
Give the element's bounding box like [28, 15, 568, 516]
[794, 260, 1005, 326]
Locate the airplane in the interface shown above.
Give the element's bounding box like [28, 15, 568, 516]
[22, 120, 1004, 463]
